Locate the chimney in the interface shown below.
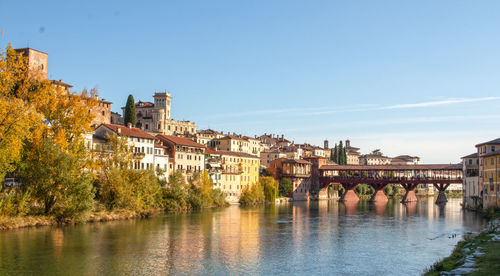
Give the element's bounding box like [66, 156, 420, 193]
[127, 122, 132, 128]
[281, 134, 284, 139]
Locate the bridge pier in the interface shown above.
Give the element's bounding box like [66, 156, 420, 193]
[433, 183, 450, 204]
[369, 184, 388, 202]
[401, 183, 418, 203]
[339, 183, 359, 202]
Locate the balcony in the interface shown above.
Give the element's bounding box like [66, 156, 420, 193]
[133, 152, 146, 159]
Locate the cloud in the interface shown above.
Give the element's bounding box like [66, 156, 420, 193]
[209, 96, 500, 119]
[381, 97, 500, 110]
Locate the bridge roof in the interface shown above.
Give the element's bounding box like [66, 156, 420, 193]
[319, 163, 461, 171]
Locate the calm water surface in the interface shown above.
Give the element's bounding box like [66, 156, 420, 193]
[0, 198, 486, 275]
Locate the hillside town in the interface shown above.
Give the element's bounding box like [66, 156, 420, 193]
[4, 47, 498, 211]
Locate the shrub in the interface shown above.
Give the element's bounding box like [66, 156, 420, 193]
[279, 178, 293, 197]
[0, 188, 31, 217]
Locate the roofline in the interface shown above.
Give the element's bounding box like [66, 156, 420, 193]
[15, 47, 48, 55]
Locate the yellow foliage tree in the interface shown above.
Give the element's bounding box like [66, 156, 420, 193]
[0, 44, 97, 184]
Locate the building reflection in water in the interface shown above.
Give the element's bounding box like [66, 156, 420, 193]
[0, 198, 489, 275]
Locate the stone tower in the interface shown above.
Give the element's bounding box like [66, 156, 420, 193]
[324, 139, 329, 149]
[15, 48, 48, 80]
[153, 90, 172, 132]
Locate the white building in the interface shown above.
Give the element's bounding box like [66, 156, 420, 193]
[462, 152, 481, 209]
[92, 123, 169, 179]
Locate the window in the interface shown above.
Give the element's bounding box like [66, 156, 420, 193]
[491, 158, 494, 165]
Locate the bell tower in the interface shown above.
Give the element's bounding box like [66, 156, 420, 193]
[154, 90, 172, 120]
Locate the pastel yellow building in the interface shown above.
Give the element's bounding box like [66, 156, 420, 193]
[476, 138, 500, 209]
[214, 150, 260, 202]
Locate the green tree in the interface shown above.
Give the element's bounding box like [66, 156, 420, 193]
[279, 178, 293, 197]
[124, 94, 136, 126]
[96, 134, 162, 213]
[342, 144, 347, 165]
[162, 170, 189, 211]
[261, 176, 279, 202]
[19, 138, 94, 219]
[338, 141, 345, 165]
[332, 143, 338, 163]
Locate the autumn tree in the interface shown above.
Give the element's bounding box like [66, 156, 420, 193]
[0, 46, 46, 183]
[0, 45, 98, 187]
[19, 138, 94, 219]
[95, 133, 163, 213]
[124, 94, 136, 126]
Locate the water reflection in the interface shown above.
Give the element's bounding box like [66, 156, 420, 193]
[0, 198, 486, 275]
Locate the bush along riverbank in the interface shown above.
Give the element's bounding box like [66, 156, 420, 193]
[0, 170, 228, 231]
[424, 209, 500, 276]
[239, 177, 279, 206]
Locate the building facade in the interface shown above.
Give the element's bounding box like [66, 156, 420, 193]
[360, 150, 392, 165]
[91, 98, 112, 127]
[345, 140, 360, 165]
[196, 129, 225, 148]
[476, 138, 500, 209]
[269, 158, 312, 200]
[123, 91, 196, 136]
[92, 123, 169, 179]
[462, 153, 481, 209]
[260, 149, 287, 168]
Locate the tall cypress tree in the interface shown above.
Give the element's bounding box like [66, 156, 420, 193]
[338, 140, 344, 165]
[342, 144, 347, 165]
[333, 143, 339, 164]
[124, 94, 136, 126]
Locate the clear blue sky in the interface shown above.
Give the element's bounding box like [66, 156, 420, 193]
[1, 0, 500, 163]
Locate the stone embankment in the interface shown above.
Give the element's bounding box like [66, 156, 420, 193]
[424, 218, 500, 276]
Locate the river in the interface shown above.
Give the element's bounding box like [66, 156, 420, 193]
[0, 198, 486, 275]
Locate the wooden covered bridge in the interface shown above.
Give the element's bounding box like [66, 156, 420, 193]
[318, 164, 462, 204]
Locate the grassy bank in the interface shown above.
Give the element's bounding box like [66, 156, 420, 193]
[0, 208, 159, 231]
[424, 212, 500, 275]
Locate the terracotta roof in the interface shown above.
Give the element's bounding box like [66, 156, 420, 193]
[218, 135, 248, 141]
[319, 164, 462, 171]
[282, 159, 312, 165]
[100, 124, 155, 139]
[303, 156, 328, 160]
[135, 101, 154, 108]
[51, 80, 73, 88]
[394, 155, 420, 161]
[205, 148, 218, 154]
[391, 158, 409, 163]
[154, 143, 168, 149]
[476, 138, 500, 147]
[156, 134, 206, 148]
[197, 129, 221, 135]
[362, 154, 390, 158]
[211, 150, 259, 159]
[461, 153, 478, 159]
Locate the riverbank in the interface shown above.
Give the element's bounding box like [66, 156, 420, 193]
[0, 209, 161, 231]
[423, 213, 500, 275]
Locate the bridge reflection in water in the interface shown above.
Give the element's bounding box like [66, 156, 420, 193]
[319, 164, 462, 204]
